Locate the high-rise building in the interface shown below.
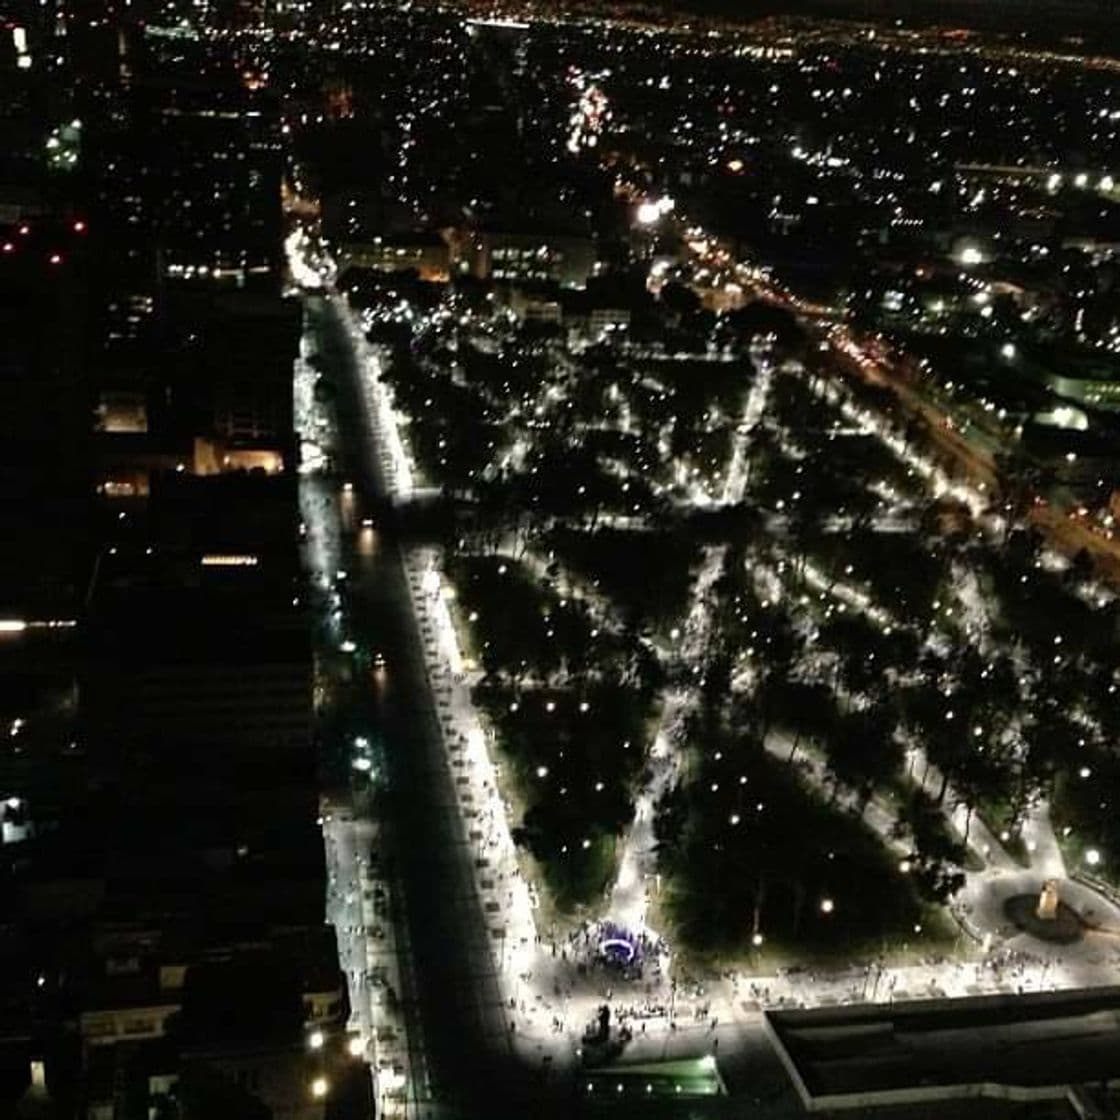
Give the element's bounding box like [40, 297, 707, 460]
[88, 70, 283, 313]
[0, 15, 354, 1120]
[0, 215, 93, 617]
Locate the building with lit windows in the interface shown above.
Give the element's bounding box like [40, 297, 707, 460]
[93, 290, 300, 498]
[91, 75, 283, 296]
[469, 229, 595, 287]
[336, 232, 451, 282]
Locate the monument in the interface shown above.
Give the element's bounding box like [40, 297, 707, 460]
[1004, 877, 1084, 944]
[1037, 878, 1060, 921]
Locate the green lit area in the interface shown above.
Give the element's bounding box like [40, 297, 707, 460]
[583, 1056, 726, 1099]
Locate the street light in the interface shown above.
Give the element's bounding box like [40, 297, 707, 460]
[308, 1029, 324, 1050]
[381, 1069, 406, 1093]
[637, 196, 674, 225]
[819, 897, 835, 915]
[310, 1077, 329, 1099]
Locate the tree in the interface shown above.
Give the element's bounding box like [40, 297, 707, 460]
[653, 781, 689, 860]
[758, 678, 838, 762]
[893, 789, 967, 904]
[1017, 679, 1091, 822]
[1067, 547, 1095, 586]
[911, 859, 966, 905]
[901, 680, 967, 806]
[825, 706, 902, 812]
[660, 281, 701, 319]
[724, 300, 806, 354]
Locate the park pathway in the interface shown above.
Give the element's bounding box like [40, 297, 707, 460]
[607, 357, 775, 933]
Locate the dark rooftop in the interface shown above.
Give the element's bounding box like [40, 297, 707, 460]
[768, 987, 1120, 1109]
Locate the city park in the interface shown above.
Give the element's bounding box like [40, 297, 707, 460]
[348, 256, 1120, 971]
[293, 225, 1120, 1078]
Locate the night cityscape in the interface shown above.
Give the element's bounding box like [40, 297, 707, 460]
[3, 0, 1120, 1115]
